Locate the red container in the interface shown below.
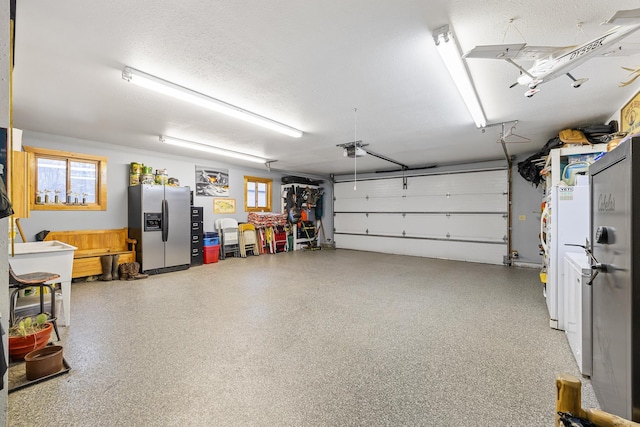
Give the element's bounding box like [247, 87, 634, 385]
[9, 322, 53, 360]
[203, 245, 220, 264]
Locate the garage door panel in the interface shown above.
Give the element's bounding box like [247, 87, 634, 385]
[359, 196, 406, 212]
[344, 213, 506, 242]
[336, 194, 506, 213]
[335, 234, 404, 255]
[446, 172, 506, 194]
[446, 215, 506, 241]
[333, 168, 508, 264]
[445, 171, 507, 194]
[403, 171, 507, 197]
[336, 234, 506, 265]
[335, 171, 507, 213]
[334, 213, 367, 234]
[418, 214, 505, 241]
[401, 214, 505, 241]
[402, 238, 506, 264]
[335, 178, 403, 199]
[401, 194, 506, 212]
[436, 194, 506, 212]
[335, 197, 369, 211]
[365, 213, 404, 235]
[336, 171, 507, 198]
[401, 214, 449, 239]
[403, 176, 449, 197]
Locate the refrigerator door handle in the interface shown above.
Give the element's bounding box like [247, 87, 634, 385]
[162, 199, 169, 242]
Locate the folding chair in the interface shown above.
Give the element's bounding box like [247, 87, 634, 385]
[238, 223, 260, 257]
[215, 218, 240, 259]
[273, 226, 288, 253]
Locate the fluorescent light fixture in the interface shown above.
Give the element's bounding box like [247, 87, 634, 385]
[159, 135, 269, 164]
[123, 66, 303, 138]
[432, 25, 487, 128]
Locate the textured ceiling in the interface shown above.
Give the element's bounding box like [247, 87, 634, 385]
[11, 1, 640, 176]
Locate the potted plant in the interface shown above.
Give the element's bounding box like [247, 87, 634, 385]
[8, 313, 54, 360]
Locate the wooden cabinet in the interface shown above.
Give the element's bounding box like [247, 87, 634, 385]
[10, 150, 30, 218]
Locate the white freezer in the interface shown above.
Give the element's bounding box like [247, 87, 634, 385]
[563, 252, 592, 376]
[544, 184, 590, 330]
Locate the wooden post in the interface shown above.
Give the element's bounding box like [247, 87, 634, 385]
[556, 373, 585, 426]
[15, 218, 25, 242]
[555, 373, 640, 427]
[583, 409, 640, 427]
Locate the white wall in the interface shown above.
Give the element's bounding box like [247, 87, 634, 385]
[511, 154, 545, 266]
[19, 131, 332, 242]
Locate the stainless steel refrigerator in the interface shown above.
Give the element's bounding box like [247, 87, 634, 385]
[128, 184, 191, 274]
[589, 136, 640, 421]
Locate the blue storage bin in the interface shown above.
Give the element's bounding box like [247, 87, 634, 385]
[203, 237, 219, 246]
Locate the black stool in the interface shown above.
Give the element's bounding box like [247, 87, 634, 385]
[9, 266, 61, 342]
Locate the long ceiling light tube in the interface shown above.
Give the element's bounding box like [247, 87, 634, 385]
[159, 135, 269, 164]
[123, 66, 303, 138]
[432, 25, 487, 128]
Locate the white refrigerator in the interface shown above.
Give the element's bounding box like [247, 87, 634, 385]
[541, 183, 590, 330]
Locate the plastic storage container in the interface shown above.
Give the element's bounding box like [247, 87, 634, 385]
[203, 231, 220, 247]
[203, 245, 220, 264]
[203, 237, 219, 246]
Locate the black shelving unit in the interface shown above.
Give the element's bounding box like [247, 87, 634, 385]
[191, 206, 203, 265]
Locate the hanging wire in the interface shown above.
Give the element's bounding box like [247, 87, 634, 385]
[353, 107, 358, 191]
[574, 22, 590, 44]
[502, 18, 527, 43]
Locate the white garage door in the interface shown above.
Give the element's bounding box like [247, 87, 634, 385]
[334, 169, 508, 264]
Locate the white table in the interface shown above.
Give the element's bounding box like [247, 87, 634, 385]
[9, 241, 77, 326]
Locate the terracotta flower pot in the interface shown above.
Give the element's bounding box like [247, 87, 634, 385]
[25, 345, 64, 380]
[8, 322, 53, 360]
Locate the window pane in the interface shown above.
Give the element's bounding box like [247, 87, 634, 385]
[37, 158, 66, 202]
[244, 176, 272, 212]
[27, 146, 107, 211]
[70, 161, 97, 203]
[247, 182, 256, 208]
[257, 182, 267, 207]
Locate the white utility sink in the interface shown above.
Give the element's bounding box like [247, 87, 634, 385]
[9, 240, 77, 326]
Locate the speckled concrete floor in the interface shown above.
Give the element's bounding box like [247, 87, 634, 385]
[8, 249, 597, 426]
